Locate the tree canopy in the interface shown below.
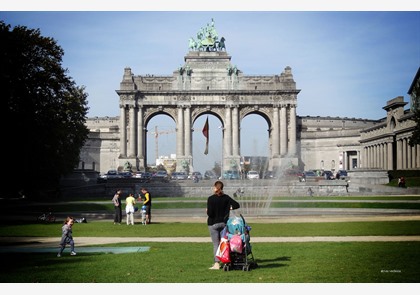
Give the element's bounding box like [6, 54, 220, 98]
[1, 21, 89, 198]
[409, 108, 420, 147]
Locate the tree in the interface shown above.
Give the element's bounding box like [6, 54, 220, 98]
[409, 109, 420, 147]
[1, 21, 89, 198]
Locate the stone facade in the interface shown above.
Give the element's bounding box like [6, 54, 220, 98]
[112, 50, 300, 174]
[298, 116, 378, 172]
[359, 67, 420, 171]
[360, 96, 420, 170]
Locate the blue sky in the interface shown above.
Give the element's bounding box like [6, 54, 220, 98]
[1, 8, 419, 173]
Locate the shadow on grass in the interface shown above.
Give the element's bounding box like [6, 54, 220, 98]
[255, 256, 291, 269]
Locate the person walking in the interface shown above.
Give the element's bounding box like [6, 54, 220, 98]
[125, 193, 136, 225]
[141, 187, 152, 224]
[57, 216, 76, 257]
[307, 187, 314, 197]
[206, 180, 240, 270]
[112, 189, 122, 224]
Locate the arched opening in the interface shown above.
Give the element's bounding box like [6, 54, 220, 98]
[145, 114, 176, 173]
[192, 114, 223, 179]
[240, 113, 270, 177]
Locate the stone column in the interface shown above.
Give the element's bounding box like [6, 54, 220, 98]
[387, 141, 393, 170]
[128, 105, 136, 157]
[383, 143, 387, 170]
[232, 106, 239, 157]
[402, 138, 407, 169]
[361, 147, 366, 169]
[280, 104, 287, 156]
[378, 144, 383, 169]
[417, 145, 420, 168]
[364, 146, 368, 168]
[225, 106, 232, 157]
[396, 139, 402, 169]
[289, 105, 297, 155]
[177, 106, 184, 157]
[373, 145, 376, 168]
[373, 145, 377, 168]
[416, 144, 420, 168]
[119, 104, 127, 157]
[272, 106, 280, 157]
[365, 147, 369, 169]
[184, 106, 191, 159]
[343, 151, 347, 170]
[383, 143, 387, 169]
[407, 140, 412, 169]
[411, 145, 416, 168]
[137, 107, 144, 166]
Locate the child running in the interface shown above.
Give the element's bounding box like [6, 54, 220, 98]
[57, 216, 76, 257]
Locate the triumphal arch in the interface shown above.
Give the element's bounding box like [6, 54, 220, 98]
[116, 20, 300, 173]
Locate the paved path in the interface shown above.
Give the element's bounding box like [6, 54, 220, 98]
[1, 214, 420, 249]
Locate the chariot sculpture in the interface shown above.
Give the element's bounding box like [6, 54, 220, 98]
[188, 18, 226, 52]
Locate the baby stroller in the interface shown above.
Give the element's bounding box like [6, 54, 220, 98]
[220, 213, 258, 271]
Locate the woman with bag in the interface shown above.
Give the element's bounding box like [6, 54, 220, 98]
[206, 180, 240, 270]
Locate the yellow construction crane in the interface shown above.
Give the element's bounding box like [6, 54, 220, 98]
[149, 126, 176, 158]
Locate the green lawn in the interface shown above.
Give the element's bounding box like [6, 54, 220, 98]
[0, 241, 419, 283]
[3, 195, 420, 215]
[1, 220, 420, 238]
[0, 195, 419, 283]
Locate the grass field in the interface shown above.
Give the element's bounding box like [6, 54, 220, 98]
[0, 195, 419, 285]
[1, 241, 419, 283]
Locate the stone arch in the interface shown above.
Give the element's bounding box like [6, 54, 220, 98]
[145, 111, 177, 162]
[241, 108, 272, 129]
[240, 110, 272, 170]
[144, 110, 176, 127]
[116, 52, 299, 173]
[191, 108, 224, 126]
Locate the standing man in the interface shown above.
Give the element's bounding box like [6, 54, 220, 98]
[112, 189, 122, 224]
[141, 187, 152, 224]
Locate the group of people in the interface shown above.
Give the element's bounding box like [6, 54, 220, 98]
[112, 187, 152, 225]
[57, 187, 153, 257]
[57, 180, 238, 271]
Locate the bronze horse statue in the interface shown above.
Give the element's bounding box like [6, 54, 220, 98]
[217, 37, 226, 51]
